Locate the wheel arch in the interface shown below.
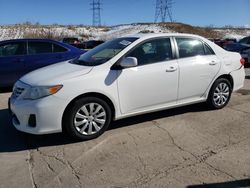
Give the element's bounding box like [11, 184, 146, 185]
[206, 74, 234, 109]
[215, 74, 234, 89]
[62, 92, 116, 131]
[204, 74, 234, 99]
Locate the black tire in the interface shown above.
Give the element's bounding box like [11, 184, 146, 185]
[207, 78, 232, 109]
[63, 97, 112, 140]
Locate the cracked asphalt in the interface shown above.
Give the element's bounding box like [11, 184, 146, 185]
[1, 68, 250, 188]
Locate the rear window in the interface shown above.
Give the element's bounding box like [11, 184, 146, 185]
[28, 42, 52, 55]
[53, 44, 68, 53]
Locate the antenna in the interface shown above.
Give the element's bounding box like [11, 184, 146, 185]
[155, 0, 173, 23]
[90, 0, 102, 26]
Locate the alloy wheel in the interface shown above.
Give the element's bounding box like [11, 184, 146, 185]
[213, 82, 230, 107]
[73, 103, 106, 135]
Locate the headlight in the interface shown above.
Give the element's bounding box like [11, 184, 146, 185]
[22, 85, 63, 100]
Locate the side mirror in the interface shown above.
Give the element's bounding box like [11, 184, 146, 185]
[120, 57, 138, 68]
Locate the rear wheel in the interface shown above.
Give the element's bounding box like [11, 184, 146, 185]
[63, 97, 112, 140]
[207, 78, 232, 109]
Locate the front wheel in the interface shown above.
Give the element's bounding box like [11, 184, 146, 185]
[207, 78, 232, 109]
[63, 97, 112, 140]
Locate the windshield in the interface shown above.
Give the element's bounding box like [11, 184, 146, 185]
[72, 37, 138, 66]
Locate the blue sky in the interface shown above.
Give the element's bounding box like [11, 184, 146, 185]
[0, 0, 249, 27]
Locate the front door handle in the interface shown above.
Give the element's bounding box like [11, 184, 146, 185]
[209, 61, 217, 65]
[166, 66, 177, 72]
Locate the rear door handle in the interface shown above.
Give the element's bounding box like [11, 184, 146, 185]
[166, 66, 177, 72]
[209, 61, 217, 65]
[12, 58, 24, 63]
[56, 55, 63, 59]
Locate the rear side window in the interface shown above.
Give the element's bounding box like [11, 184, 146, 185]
[204, 44, 215, 55]
[28, 42, 52, 55]
[127, 38, 173, 65]
[53, 44, 68, 53]
[0, 42, 26, 57]
[176, 38, 205, 58]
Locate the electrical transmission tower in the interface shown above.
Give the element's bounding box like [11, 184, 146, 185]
[154, 0, 173, 23]
[91, 0, 102, 26]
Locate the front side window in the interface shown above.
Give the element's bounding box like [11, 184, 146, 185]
[127, 38, 173, 65]
[28, 42, 53, 55]
[176, 38, 206, 58]
[73, 37, 138, 66]
[0, 42, 26, 57]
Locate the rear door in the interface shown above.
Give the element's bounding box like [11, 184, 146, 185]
[175, 37, 220, 102]
[0, 41, 27, 87]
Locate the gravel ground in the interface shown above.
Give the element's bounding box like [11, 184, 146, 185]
[0, 68, 250, 188]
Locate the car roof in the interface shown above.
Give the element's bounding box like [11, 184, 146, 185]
[125, 33, 207, 40]
[0, 38, 59, 43]
[0, 38, 84, 51]
[124, 33, 228, 54]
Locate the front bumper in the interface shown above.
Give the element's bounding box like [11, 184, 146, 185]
[9, 95, 67, 135]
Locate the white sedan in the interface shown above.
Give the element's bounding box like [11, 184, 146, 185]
[9, 33, 245, 140]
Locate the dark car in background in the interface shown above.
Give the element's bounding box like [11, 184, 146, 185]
[61, 38, 104, 50]
[209, 38, 236, 48]
[82, 40, 104, 49]
[224, 36, 250, 65]
[61, 37, 85, 49]
[61, 37, 80, 44]
[0, 39, 85, 87]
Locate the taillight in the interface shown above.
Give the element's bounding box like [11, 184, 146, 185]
[240, 57, 245, 66]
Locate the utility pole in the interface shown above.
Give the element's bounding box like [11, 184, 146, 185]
[155, 0, 173, 23]
[91, 0, 102, 26]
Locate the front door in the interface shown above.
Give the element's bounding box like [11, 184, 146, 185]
[117, 38, 179, 114]
[0, 41, 27, 87]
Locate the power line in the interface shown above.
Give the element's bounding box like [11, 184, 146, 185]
[90, 0, 102, 26]
[155, 0, 173, 23]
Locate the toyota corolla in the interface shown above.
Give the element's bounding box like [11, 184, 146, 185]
[9, 34, 245, 140]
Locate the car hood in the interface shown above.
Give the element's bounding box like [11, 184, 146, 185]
[20, 61, 93, 86]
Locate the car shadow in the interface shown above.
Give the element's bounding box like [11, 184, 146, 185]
[0, 103, 211, 153]
[245, 64, 250, 68]
[187, 178, 250, 188]
[0, 109, 76, 152]
[110, 102, 210, 130]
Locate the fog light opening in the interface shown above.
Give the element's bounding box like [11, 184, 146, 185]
[12, 114, 20, 125]
[28, 114, 36, 128]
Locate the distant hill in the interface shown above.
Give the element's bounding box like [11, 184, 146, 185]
[0, 22, 249, 41]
